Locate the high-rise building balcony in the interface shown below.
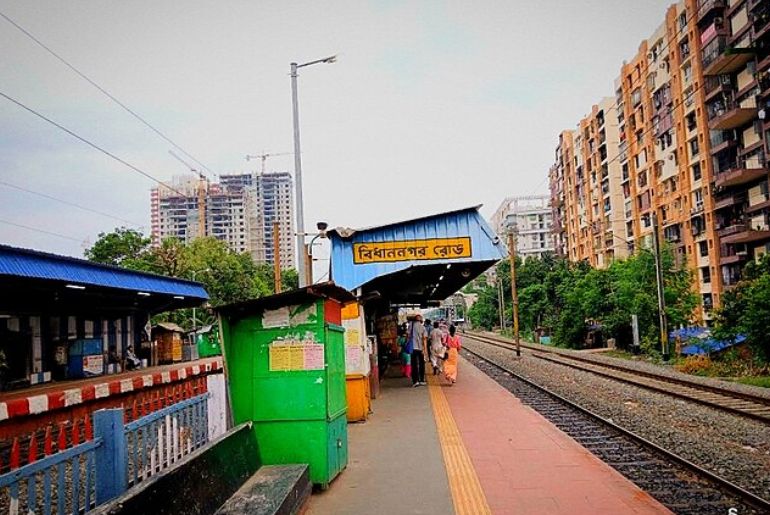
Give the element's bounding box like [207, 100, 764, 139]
[707, 95, 757, 130]
[719, 244, 749, 265]
[713, 191, 747, 210]
[719, 220, 770, 244]
[709, 129, 739, 154]
[701, 36, 754, 76]
[704, 75, 733, 102]
[714, 154, 767, 188]
[698, 0, 726, 22]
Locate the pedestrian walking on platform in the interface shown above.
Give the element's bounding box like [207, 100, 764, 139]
[398, 324, 411, 378]
[443, 325, 462, 385]
[409, 314, 427, 386]
[429, 321, 447, 375]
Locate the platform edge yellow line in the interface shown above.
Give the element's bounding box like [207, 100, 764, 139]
[427, 373, 492, 515]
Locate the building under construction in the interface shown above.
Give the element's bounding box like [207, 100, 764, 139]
[150, 172, 295, 268]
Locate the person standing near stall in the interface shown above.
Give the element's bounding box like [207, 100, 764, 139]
[409, 314, 427, 386]
[429, 321, 446, 375]
[443, 325, 462, 385]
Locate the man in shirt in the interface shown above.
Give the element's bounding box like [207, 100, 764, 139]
[410, 314, 427, 386]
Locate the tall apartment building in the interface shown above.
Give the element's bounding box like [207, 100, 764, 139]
[256, 172, 295, 269]
[549, 0, 767, 322]
[697, 0, 770, 299]
[490, 195, 554, 259]
[150, 172, 295, 268]
[550, 98, 629, 267]
[612, 2, 721, 321]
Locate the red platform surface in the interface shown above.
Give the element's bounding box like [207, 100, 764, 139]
[442, 357, 671, 515]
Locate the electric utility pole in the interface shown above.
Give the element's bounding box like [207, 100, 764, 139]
[508, 230, 521, 357]
[651, 213, 669, 360]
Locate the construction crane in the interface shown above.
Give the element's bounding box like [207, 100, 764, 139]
[168, 150, 209, 239]
[245, 152, 293, 174]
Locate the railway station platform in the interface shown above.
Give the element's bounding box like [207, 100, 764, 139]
[307, 357, 671, 515]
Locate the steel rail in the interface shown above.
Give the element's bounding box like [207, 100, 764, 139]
[466, 332, 770, 423]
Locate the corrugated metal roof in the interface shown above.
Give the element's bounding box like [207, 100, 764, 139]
[329, 206, 505, 292]
[0, 245, 208, 299]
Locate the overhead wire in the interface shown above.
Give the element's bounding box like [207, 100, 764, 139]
[0, 218, 84, 243]
[0, 9, 215, 178]
[0, 91, 187, 197]
[0, 179, 144, 228]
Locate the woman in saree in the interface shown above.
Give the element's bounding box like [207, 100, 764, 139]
[443, 325, 462, 385]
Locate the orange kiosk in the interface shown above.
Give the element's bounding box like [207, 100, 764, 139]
[342, 302, 372, 422]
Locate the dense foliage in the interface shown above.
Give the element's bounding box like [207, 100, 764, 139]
[714, 255, 770, 361]
[467, 248, 698, 352]
[85, 227, 300, 329]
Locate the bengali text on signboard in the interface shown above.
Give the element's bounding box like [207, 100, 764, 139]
[353, 237, 472, 264]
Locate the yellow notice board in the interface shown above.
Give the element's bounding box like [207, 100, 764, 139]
[269, 343, 325, 371]
[353, 237, 472, 264]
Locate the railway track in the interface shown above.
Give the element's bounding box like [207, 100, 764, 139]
[460, 346, 770, 515]
[466, 332, 770, 424]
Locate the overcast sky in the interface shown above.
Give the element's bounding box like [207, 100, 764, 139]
[1, 0, 673, 263]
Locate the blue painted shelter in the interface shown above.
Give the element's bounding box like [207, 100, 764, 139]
[328, 206, 506, 305]
[0, 244, 209, 386]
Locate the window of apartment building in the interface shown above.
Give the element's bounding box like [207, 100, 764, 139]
[678, 11, 687, 31]
[699, 240, 709, 257]
[686, 112, 697, 132]
[631, 88, 641, 106]
[658, 130, 673, 150]
[692, 162, 702, 182]
[680, 37, 690, 61]
[692, 188, 704, 210]
[638, 170, 648, 188]
[701, 267, 711, 284]
[641, 213, 651, 228]
[683, 63, 692, 84]
[622, 163, 629, 181]
[636, 130, 644, 146]
[689, 137, 699, 157]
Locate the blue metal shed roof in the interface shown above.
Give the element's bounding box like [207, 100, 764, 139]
[328, 206, 506, 292]
[0, 245, 208, 299]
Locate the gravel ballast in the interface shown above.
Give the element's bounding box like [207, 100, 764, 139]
[474, 331, 770, 401]
[463, 337, 770, 502]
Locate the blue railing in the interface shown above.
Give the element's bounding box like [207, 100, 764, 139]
[0, 392, 211, 514]
[123, 393, 210, 487]
[0, 438, 101, 515]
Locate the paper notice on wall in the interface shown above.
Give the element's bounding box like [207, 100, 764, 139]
[289, 346, 305, 369]
[269, 342, 325, 371]
[263, 307, 290, 328]
[269, 345, 291, 371]
[342, 318, 362, 346]
[303, 344, 325, 370]
[83, 355, 104, 376]
[345, 345, 364, 374]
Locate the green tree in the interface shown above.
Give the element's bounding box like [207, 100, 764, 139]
[84, 227, 150, 266]
[715, 255, 770, 361]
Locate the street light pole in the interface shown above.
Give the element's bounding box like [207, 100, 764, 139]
[290, 62, 306, 286]
[290, 55, 336, 287]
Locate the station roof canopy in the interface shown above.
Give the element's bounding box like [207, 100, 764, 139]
[328, 206, 506, 306]
[0, 244, 209, 316]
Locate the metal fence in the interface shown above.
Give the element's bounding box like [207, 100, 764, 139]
[124, 394, 210, 487]
[0, 393, 211, 514]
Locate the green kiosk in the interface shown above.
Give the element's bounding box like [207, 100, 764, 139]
[216, 283, 354, 488]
